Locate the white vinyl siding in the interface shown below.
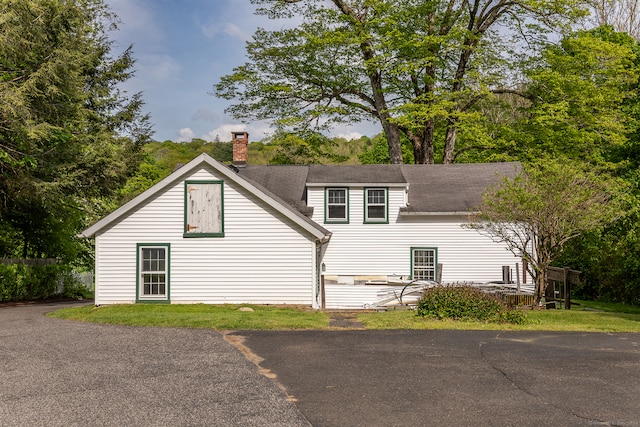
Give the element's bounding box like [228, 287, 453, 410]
[94, 166, 318, 307]
[308, 185, 525, 286]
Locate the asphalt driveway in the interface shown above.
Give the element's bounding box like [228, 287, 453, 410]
[232, 330, 640, 427]
[3, 303, 640, 427]
[0, 302, 309, 426]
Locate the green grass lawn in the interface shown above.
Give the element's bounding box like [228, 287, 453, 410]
[48, 304, 329, 330]
[47, 300, 640, 332]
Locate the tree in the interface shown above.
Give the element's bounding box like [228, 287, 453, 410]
[467, 160, 623, 304]
[0, 0, 151, 261]
[215, 0, 585, 164]
[502, 26, 638, 166]
[266, 130, 348, 165]
[358, 132, 414, 164]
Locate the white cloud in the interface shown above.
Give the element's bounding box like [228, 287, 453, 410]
[333, 131, 365, 141]
[176, 127, 196, 142]
[201, 125, 251, 142]
[201, 22, 250, 42]
[224, 23, 250, 41]
[201, 123, 273, 142]
[331, 120, 382, 140]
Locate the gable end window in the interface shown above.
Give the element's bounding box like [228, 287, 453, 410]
[184, 180, 224, 237]
[411, 247, 437, 282]
[137, 244, 170, 303]
[325, 187, 349, 223]
[364, 188, 388, 223]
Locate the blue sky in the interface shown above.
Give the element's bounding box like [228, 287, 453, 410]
[105, 0, 379, 143]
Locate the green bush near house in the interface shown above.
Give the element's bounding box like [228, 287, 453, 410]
[416, 285, 526, 324]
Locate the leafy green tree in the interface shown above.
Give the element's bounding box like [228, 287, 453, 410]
[266, 131, 348, 165]
[484, 26, 639, 166]
[556, 193, 640, 305]
[0, 0, 151, 261]
[474, 28, 640, 306]
[358, 133, 414, 164]
[468, 160, 623, 305]
[216, 0, 585, 164]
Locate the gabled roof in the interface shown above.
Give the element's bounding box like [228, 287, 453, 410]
[237, 161, 520, 215]
[81, 154, 331, 240]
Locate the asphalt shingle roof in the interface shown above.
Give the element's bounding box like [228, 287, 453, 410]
[236, 165, 311, 214]
[236, 162, 520, 215]
[400, 162, 520, 213]
[307, 164, 406, 184]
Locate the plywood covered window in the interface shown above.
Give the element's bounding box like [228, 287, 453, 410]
[184, 180, 224, 237]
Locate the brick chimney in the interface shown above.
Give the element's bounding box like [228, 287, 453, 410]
[232, 132, 249, 167]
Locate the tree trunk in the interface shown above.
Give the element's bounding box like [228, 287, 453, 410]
[381, 119, 404, 164]
[406, 120, 435, 164]
[443, 125, 456, 164]
[367, 65, 403, 163]
[408, 132, 425, 164]
[329, 0, 402, 164]
[423, 119, 435, 164]
[535, 269, 547, 306]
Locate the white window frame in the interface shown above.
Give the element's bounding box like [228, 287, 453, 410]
[364, 187, 388, 223]
[137, 244, 170, 302]
[325, 187, 349, 223]
[411, 247, 437, 282]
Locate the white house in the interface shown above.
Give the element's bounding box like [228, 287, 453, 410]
[82, 132, 527, 308]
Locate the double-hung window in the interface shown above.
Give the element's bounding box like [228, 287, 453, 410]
[411, 247, 437, 282]
[364, 188, 388, 223]
[137, 244, 170, 302]
[325, 188, 348, 223]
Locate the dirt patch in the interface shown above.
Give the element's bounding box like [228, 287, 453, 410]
[223, 331, 298, 402]
[327, 312, 365, 329]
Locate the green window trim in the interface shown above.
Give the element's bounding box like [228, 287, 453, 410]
[325, 187, 349, 224]
[364, 187, 388, 224]
[184, 180, 225, 238]
[136, 243, 170, 303]
[410, 247, 438, 282]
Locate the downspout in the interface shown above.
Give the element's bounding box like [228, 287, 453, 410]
[315, 235, 331, 309]
[316, 240, 322, 309]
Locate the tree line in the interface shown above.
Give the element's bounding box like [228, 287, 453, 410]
[0, 0, 150, 299]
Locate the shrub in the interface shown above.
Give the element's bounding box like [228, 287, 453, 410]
[416, 285, 525, 324]
[61, 272, 94, 300]
[0, 263, 90, 302]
